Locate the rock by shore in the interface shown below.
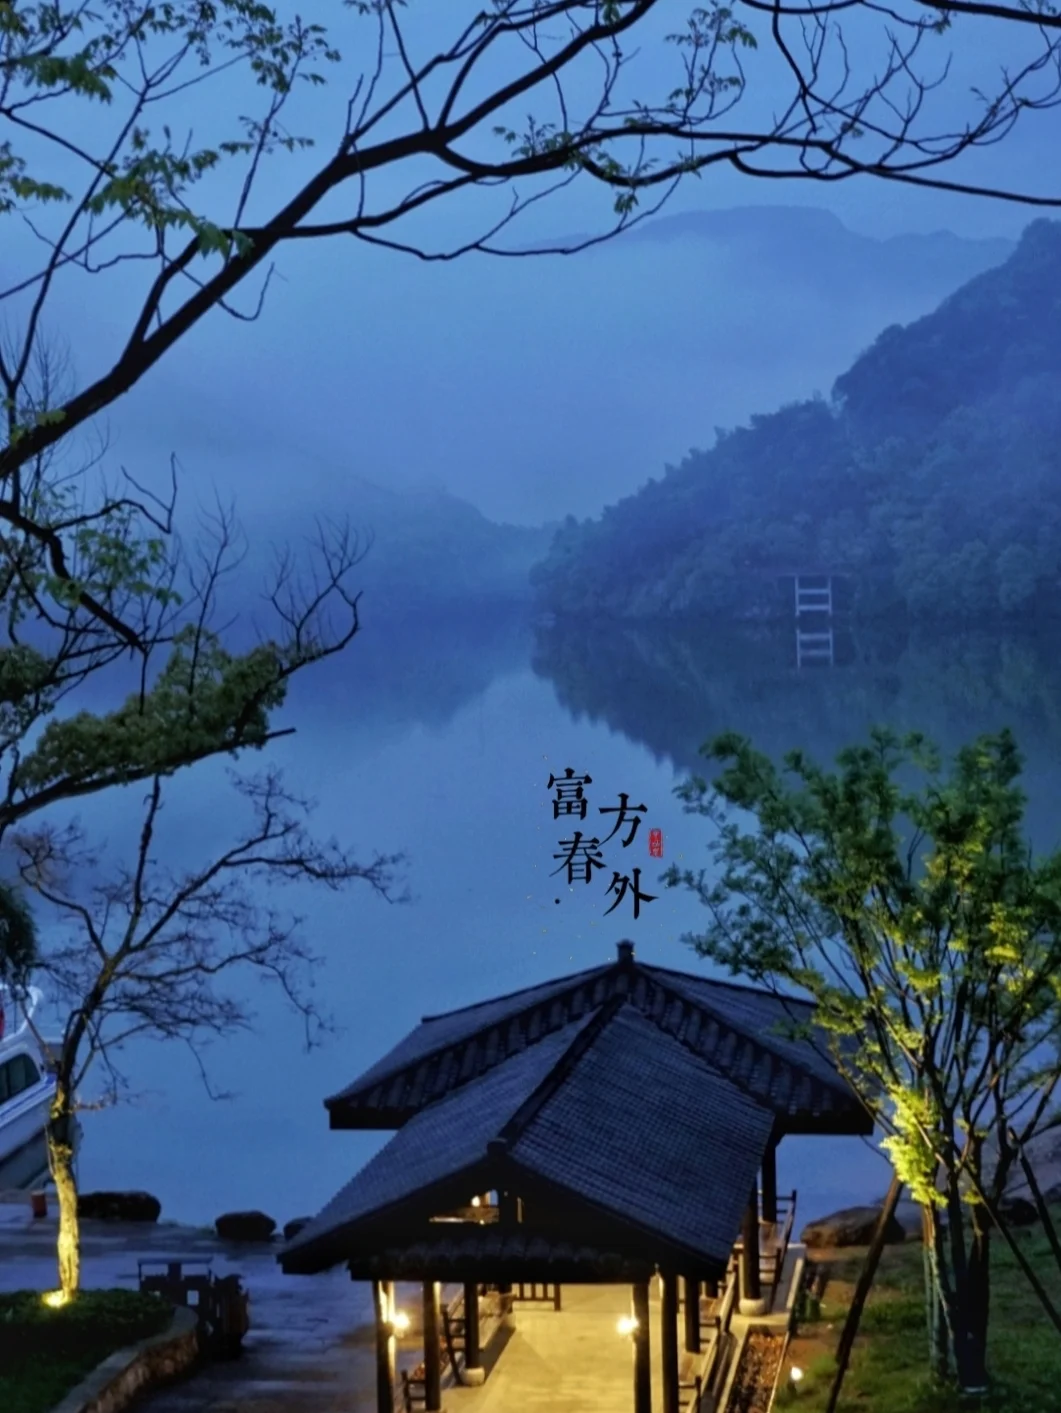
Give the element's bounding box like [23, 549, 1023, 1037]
[78, 1190, 162, 1223]
[215, 1210, 277, 1242]
[801, 1205, 906, 1249]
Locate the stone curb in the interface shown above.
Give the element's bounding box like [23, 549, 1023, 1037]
[47, 1305, 200, 1413]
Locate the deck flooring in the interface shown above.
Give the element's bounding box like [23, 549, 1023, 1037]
[443, 1284, 716, 1413]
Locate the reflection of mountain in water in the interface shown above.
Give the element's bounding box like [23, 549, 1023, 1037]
[533, 619, 1061, 848]
[287, 606, 534, 743]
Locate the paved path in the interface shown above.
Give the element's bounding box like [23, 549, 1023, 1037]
[446, 1284, 713, 1413]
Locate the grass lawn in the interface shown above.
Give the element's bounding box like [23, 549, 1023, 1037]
[778, 1213, 1061, 1412]
[0, 1288, 175, 1413]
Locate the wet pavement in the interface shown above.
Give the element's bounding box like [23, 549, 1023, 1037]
[0, 1192, 388, 1411]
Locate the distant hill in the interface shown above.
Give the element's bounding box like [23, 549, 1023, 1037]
[530, 218, 1061, 623]
[330, 477, 557, 616]
[291, 201, 1013, 527]
[520, 205, 1013, 299]
[620, 205, 1013, 297]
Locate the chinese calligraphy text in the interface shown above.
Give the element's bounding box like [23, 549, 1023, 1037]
[547, 768, 658, 920]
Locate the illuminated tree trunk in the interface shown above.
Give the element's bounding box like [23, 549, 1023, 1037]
[47, 1085, 80, 1300]
[924, 1204, 952, 1380]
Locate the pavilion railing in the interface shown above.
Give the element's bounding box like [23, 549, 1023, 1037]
[717, 1255, 739, 1333]
[742, 1188, 798, 1308]
[398, 1285, 508, 1412]
[766, 1191, 797, 1309]
[695, 1254, 739, 1400]
[678, 1372, 703, 1412]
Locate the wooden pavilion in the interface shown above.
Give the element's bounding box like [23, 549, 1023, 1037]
[279, 940, 871, 1413]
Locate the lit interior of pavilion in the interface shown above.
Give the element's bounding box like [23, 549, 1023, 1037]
[279, 940, 871, 1413]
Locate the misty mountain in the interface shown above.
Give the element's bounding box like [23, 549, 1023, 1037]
[240, 473, 557, 620]
[529, 218, 1061, 624]
[344, 478, 557, 615]
[619, 205, 1014, 300]
[172, 202, 1018, 534]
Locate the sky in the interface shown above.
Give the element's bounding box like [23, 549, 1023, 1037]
[1, 0, 1057, 536]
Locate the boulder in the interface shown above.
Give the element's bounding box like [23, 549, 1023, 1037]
[77, 1190, 161, 1223]
[998, 1195, 1038, 1228]
[283, 1216, 312, 1242]
[215, 1210, 277, 1242]
[801, 1205, 907, 1249]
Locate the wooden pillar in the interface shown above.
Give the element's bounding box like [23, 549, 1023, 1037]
[498, 1190, 517, 1298]
[739, 1183, 766, 1315]
[761, 1135, 778, 1224]
[661, 1273, 680, 1413]
[683, 1276, 700, 1354]
[423, 1280, 442, 1410]
[632, 1281, 651, 1413]
[373, 1280, 396, 1413]
[463, 1288, 483, 1373]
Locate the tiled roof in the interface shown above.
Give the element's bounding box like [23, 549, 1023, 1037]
[508, 1006, 774, 1261]
[346, 966, 605, 1093]
[281, 999, 774, 1276]
[325, 946, 866, 1131]
[643, 965, 848, 1092]
[285, 1016, 597, 1263]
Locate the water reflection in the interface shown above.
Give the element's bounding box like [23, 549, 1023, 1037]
[71, 608, 1061, 1227]
[532, 617, 1061, 849]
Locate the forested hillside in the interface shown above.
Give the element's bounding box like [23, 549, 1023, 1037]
[530, 219, 1061, 622]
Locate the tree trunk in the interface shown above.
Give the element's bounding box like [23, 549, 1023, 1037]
[923, 1204, 951, 1380]
[823, 1172, 904, 1413]
[957, 1203, 990, 1394]
[940, 1169, 991, 1395]
[47, 1085, 80, 1300]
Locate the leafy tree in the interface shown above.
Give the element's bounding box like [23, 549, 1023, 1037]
[0, 328, 378, 850]
[0, 880, 36, 989]
[12, 768, 403, 1301]
[0, 340, 403, 1301]
[664, 727, 1061, 1397]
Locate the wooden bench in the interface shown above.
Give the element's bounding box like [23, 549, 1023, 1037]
[511, 1282, 561, 1310]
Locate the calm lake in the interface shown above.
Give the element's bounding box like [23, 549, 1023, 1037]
[69, 610, 1061, 1239]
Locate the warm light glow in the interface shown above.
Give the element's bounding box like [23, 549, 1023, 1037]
[790, 1367, 804, 1383]
[617, 1315, 639, 1335]
[392, 1310, 411, 1335]
[471, 1196, 481, 1207]
[42, 1290, 69, 1309]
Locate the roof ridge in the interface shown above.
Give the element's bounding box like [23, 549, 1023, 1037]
[326, 964, 621, 1116]
[632, 971, 832, 1116]
[641, 961, 817, 1007]
[417, 961, 610, 1024]
[642, 967, 854, 1103]
[496, 994, 628, 1149]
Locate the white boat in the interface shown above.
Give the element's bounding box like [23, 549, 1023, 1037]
[0, 986, 79, 1190]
